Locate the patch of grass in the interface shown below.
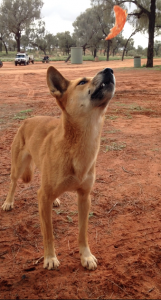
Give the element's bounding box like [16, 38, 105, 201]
[69, 211, 78, 216]
[106, 115, 119, 120]
[53, 209, 65, 215]
[67, 216, 73, 223]
[13, 109, 33, 120]
[129, 105, 154, 114]
[106, 130, 121, 134]
[105, 142, 126, 152]
[124, 113, 133, 119]
[151, 148, 161, 152]
[89, 212, 94, 219]
[129, 105, 143, 111]
[141, 64, 161, 71]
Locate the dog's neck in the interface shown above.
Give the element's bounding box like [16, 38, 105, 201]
[61, 110, 105, 181]
[62, 109, 104, 143]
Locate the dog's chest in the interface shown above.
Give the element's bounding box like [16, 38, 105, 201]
[72, 144, 98, 183]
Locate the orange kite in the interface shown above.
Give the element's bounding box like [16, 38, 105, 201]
[105, 5, 128, 40]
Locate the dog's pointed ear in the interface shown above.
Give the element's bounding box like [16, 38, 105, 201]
[47, 66, 69, 99]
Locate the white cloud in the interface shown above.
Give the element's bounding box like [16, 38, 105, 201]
[41, 0, 91, 35]
[123, 23, 149, 48]
[41, 0, 91, 24]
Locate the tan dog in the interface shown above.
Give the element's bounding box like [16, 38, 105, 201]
[2, 66, 115, 270]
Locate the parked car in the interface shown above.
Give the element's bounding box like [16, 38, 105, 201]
[15, 53, 34, 66]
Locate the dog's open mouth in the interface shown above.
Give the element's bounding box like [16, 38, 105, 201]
[90, 68, 115, 107]
[91, 80, 115, 103]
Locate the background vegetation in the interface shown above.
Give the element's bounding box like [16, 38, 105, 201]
[0, 0, 161, 65]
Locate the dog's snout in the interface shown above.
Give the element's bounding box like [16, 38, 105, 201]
[101, 68, 114, 85]
[102, 68, 113, 75]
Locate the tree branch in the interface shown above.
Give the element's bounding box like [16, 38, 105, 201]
[116, 0, 150, 16]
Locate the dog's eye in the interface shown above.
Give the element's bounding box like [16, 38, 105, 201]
[78, 80, 87, 86]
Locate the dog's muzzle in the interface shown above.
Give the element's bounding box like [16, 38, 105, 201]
[101, 68, 115, 85]
[91, 68, 115, 106]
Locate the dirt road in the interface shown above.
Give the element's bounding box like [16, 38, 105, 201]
[0, 59, 161, 299]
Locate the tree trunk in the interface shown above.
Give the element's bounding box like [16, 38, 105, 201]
[82, 43, 87, 56]
[15, 31, 21, 52]
[2, 40, 8, 54]
[106, 40, 110, 61]
[94, 48, 97, 58]
[122, 40, 129, 61]
[146, 0, 156, 67]
[0, 39, 2, 52]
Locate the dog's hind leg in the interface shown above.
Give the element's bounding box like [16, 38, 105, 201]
[2, 133, 34, 211]
[77, 189, 97, 270]
[38, 188, 60, 270]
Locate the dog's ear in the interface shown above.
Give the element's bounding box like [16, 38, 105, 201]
[47, 66, 69, 99]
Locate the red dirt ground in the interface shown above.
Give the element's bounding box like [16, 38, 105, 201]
[0, 58, 161, 299]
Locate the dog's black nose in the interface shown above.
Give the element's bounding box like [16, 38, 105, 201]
[101, 68, 114, 84]
[102, 68, 113, 74]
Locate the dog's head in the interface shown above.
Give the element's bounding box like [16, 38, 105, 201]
[47, 66, 115, 117]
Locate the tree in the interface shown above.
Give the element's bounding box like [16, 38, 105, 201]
[116, 0, 161, 67]
[154, 40, 161, 56]
[0, 13, 9, 53]
[23, 21, 58, 54]
[45, 34, 58, 53]
[0, 0, 43, 52]
[26, 20, 48, 54]
[96, 0, 161, 67]
[73, 8, 98, 55]
[56, 32, 76, 55]
[110, 36, 124, 56]
[91, 1, 115, 60]
[73, 3, 116, 60]
[121, 28, 139, 60]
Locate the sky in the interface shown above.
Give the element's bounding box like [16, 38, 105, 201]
[41, 0, 150, 49]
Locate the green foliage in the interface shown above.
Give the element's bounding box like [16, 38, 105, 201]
[0, 0, 43, 51]
[56, 31, 76, 55]
[154, 40, 161, 56]
[105, 142, 126, 152]
[13, 109, 33, 120]
[73, 3, 115, 58]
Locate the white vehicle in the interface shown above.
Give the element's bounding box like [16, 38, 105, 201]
[15, 53, 34, 66]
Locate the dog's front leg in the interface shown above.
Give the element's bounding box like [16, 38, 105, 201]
[38, 188, 60, 270]
[77, 189, 97, 270]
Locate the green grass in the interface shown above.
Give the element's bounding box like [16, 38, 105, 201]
[141, 64, 161, 70]
[105, 142, 126, 152]
[13, 109, 33, 120]
[115, 102, 154, 114]
[106, 130, 121, 134]
[106, 115, 119, 120]
[0, 50, 149, 62]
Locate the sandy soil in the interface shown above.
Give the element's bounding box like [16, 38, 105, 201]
[0, 58, 161, 299]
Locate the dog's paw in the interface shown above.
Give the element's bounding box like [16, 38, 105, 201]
[53, 198, 60, 207]
[1, 201, 14, 211]
[80, 247, 97, 270]
[43, 256, 60, 270]
[81, 253, 97, 270]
